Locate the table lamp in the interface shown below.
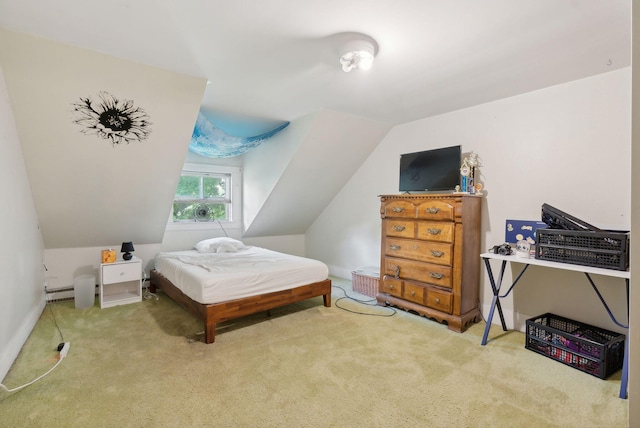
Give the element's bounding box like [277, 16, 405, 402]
[121, 241, 135, 260]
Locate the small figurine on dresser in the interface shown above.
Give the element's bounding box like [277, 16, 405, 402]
[459, 151, 483, 195]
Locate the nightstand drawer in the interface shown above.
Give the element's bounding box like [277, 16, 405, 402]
[102, 262, 140, 284]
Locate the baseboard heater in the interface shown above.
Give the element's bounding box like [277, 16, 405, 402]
[45, 278, 149, 303]
[45, 285, 98, 303]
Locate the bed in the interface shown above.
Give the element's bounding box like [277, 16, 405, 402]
[149, 237, 332, 343]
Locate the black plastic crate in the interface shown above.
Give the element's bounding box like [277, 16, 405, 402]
[525, 313, 625, 379]
[535, 228, 629, 271]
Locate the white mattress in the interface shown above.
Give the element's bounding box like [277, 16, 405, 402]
[153, 247, 329, 304]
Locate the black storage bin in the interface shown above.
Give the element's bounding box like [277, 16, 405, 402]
[525, 313, 625, 379]
[535, 228, 629, 271]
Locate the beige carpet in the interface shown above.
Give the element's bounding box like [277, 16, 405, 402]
[0, 277, 628, 427]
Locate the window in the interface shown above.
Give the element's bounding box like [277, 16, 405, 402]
[167, 163, 242, 230]
[173, 173, 229, 221]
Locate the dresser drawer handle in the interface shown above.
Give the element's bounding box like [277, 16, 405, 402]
[427, 228, 441, 235]
[426, 207, 441, 214]
[392, 207, 405, 213]
[390, 245, 401, 251]
[393, 225, 406, 232]
[389, 284, 394, 290]
[410, 291, 416, 297]
[430, 250, 445, 257]
[429, 272, 444, 279]
[394, 266, 401, 278]
[435, 297, 440, 303]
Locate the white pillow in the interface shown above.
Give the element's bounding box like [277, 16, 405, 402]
[216, 242, 240, 253]
[194, 237, 245, 253]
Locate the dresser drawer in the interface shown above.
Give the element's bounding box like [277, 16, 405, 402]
[102, 262, 140, 284]
[416, 200, 455, 221]
[385, 238, 452, 266]
[382, 276, 403, 298]
[383, 200, 417, 218]
[426, 288, 453, 313]
[385, 220, 416, 238]
[403, 282, 425, 305]
[416, 222, 454, 243]
[384, 257, 452, 289]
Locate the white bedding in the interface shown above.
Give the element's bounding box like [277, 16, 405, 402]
[153, 247, 329, 304]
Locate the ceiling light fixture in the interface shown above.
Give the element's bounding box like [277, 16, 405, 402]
[339, 34, 378, 73]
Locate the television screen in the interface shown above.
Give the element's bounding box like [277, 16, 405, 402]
[399, 145, 461, 192]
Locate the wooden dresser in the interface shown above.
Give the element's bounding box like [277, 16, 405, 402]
[377, 194, 482, 332]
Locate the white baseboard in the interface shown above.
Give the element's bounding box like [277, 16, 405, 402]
[0, 292, 46, 382]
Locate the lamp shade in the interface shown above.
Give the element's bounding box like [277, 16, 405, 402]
[121, 242, 135, 260]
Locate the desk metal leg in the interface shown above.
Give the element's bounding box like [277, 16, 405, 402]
[481, 259, 531, 346]
[481, 259, 507, 345]
[620, 335, 629, 399]
[585, 274, 629, 399]
[619, 278, 630, 399]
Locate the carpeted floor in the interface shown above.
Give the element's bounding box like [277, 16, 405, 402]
[0, 277, 628, 427]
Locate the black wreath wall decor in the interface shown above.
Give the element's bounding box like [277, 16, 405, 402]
[72, 91, 152, 145]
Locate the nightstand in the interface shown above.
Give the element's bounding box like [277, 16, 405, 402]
[99, 257, 142, 308]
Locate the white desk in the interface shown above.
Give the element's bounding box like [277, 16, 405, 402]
[480, 252, 630, 399]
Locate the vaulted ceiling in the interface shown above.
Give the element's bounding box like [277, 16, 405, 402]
[0, 1, 630, 127]
[0, 1, 631, 248]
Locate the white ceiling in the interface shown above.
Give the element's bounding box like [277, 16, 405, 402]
[0, 0, 630, 128]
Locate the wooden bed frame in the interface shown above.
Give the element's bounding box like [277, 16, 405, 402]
[150, 269, 332, 344]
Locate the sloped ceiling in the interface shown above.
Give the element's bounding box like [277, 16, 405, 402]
[0, 1, 630, 126]
[242, 110, 391, 237]
[0, 29, 207, 248]
[0, 1, 631, 247]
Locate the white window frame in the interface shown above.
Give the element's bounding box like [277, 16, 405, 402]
[166, 163, 242, 231]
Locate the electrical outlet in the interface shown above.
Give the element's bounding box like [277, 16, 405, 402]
[44, 275, 58, 293]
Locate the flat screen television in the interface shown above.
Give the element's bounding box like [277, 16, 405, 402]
[399, 145, 461, 193]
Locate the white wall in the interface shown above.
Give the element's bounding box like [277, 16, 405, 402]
[243, 114, 313, 231]
[42, 147, 308, 291]
[308, 68, 631, 334]
[0, 29, 207, 250]
[0, 66, 45, 381]
[628, 3, 639, 423]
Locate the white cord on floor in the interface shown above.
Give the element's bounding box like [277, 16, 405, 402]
[142, 271, 159, 300]
[0, 343, 68, 393]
